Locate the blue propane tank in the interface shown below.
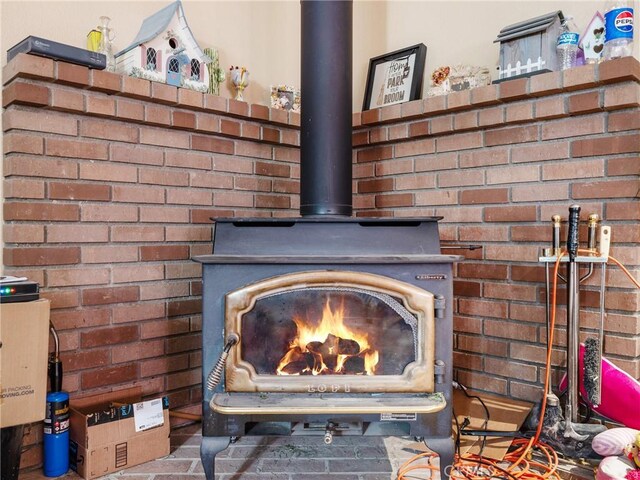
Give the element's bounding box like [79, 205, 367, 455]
[43, 391, 70, 477]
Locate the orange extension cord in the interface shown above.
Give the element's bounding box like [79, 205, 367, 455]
[397, 252, 640, 480]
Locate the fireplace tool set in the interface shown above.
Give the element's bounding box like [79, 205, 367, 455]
[537, 205, 610, 457]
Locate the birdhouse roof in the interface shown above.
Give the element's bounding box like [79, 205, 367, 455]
[494, 10, 564, 43]
[115, 0, 210, 61]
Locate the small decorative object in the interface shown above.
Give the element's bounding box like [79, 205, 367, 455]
[431, 66, 450, 86]
[580, 12, 606, 64]
[115, 0, 211, 92]
[593, 430, 640, 480]
[86, 29, 102, 52]
[494, 11, 565, 81]
[270, 85, 300, 112]
[97, 16, 116, 72]
[362, 43, 427, 111]
[229, 66, 249, 101]
[204, 47, 225, 95]
[593, 428, 640, 457]
[626, 433, 640, 468]
[427, 65, 491, 97]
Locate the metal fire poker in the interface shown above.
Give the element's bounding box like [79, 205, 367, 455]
[538, 205, 608, 458]
[565, 205, 584, 439]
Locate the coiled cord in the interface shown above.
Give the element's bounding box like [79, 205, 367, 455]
[206, 333, 239, 391]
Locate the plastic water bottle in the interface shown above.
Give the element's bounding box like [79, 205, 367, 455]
[603, 0, 634, 59]
[43, 391, 70, 477]
[556, 17, 580, 71]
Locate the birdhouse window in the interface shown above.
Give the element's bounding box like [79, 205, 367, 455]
[146, 48, 157, 71]
[190, 59, 200, 81]
[168, 58, 180, 73]
[168, 37, 178, 49]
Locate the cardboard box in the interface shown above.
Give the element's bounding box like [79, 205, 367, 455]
[453, 388, 533, 460]
[0, 299, 50, 428]
[69, 387, 170, 479]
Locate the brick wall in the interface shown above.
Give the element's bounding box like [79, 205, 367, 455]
[2, 53, 639, 470]
[2, 54, 300, 469]
[352, 57, 640, 400]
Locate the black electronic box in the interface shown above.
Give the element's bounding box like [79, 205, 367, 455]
[0, 278, 39, 303]
[7, 36, 106, 69]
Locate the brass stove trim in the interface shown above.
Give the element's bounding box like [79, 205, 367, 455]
[224, 270, 435, 393]
[210, 392, 446, 415]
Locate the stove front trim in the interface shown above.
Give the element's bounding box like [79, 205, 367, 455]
[224, 270, 436, 394]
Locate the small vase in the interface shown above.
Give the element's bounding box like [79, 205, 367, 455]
[97, 16, 116, 72]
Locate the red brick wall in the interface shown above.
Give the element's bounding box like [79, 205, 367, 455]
[352, 58, 640, 400]
[2, 54, 639, 469]
[2, 54, 300, 469]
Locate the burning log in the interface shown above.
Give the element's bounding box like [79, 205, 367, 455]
[306, 341, 323, 354]
[306, 334, 361, 356]
[278, 346, 318, 374]
[338, 338, 360, 355]
[280, 361, 309, 375]
[342, 355, 365, 375]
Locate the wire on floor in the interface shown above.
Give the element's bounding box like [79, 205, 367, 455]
[397, 250, 640, 479]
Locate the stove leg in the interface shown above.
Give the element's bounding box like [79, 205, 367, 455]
[200, 436, 231, 480]
[424, 436, 455, 479]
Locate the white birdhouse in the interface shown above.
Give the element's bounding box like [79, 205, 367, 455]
[115, 1, 210, 92]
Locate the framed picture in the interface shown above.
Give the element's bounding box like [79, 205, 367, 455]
[362, 43, 427, 111]
[270, 85, 301, 112]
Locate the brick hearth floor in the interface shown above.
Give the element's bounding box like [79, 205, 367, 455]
[20, 423, 437, 479]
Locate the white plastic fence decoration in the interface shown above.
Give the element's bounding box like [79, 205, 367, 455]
[499, 57, 547, 79]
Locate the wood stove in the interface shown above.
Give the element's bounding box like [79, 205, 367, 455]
[195, 219, 460, 479]
[194, 2, 460, 478]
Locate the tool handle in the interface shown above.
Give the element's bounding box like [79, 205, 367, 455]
[48, 357, 63, 393]
[552, 214, 562, 256]
[567, 205, 581, 260]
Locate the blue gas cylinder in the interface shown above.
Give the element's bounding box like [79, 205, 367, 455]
[43, 391, 70, 477]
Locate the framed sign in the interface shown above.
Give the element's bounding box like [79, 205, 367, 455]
[362, 43, 427, 111]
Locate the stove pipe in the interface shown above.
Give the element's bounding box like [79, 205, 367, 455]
[299, 0, 353, 217]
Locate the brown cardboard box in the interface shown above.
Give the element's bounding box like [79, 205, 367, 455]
[0, 299, 50, 428]
[69, 387, 170, 479]
[453, 388, 533, 460]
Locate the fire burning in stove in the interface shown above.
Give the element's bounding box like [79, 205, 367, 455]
[276, 298, 380, 376]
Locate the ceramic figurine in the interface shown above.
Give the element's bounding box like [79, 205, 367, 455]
[230, 66, 249, 101]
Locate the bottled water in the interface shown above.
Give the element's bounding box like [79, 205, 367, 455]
[603, 0, 634, 59]
[557, 17, 580, 71]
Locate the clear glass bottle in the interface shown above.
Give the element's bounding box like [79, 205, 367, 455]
[97, 16, 116, 72]
[603, 0, 634, 59]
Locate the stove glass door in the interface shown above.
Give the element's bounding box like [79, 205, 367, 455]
[224, 271, 436, 393]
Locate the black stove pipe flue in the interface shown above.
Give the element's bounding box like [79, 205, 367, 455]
[300, 0, 353, 217]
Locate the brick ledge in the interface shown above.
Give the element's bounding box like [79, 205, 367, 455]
[353, 56, 640, 129]
[2, 53, 301, 128]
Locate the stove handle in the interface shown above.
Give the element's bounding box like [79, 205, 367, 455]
[206, 333, 239, 391]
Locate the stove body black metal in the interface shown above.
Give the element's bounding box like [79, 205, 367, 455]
[196, 218, 459, 479]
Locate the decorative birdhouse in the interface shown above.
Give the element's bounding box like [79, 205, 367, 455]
[115, 0, 210, 92]
[494, 11, 564, 82]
